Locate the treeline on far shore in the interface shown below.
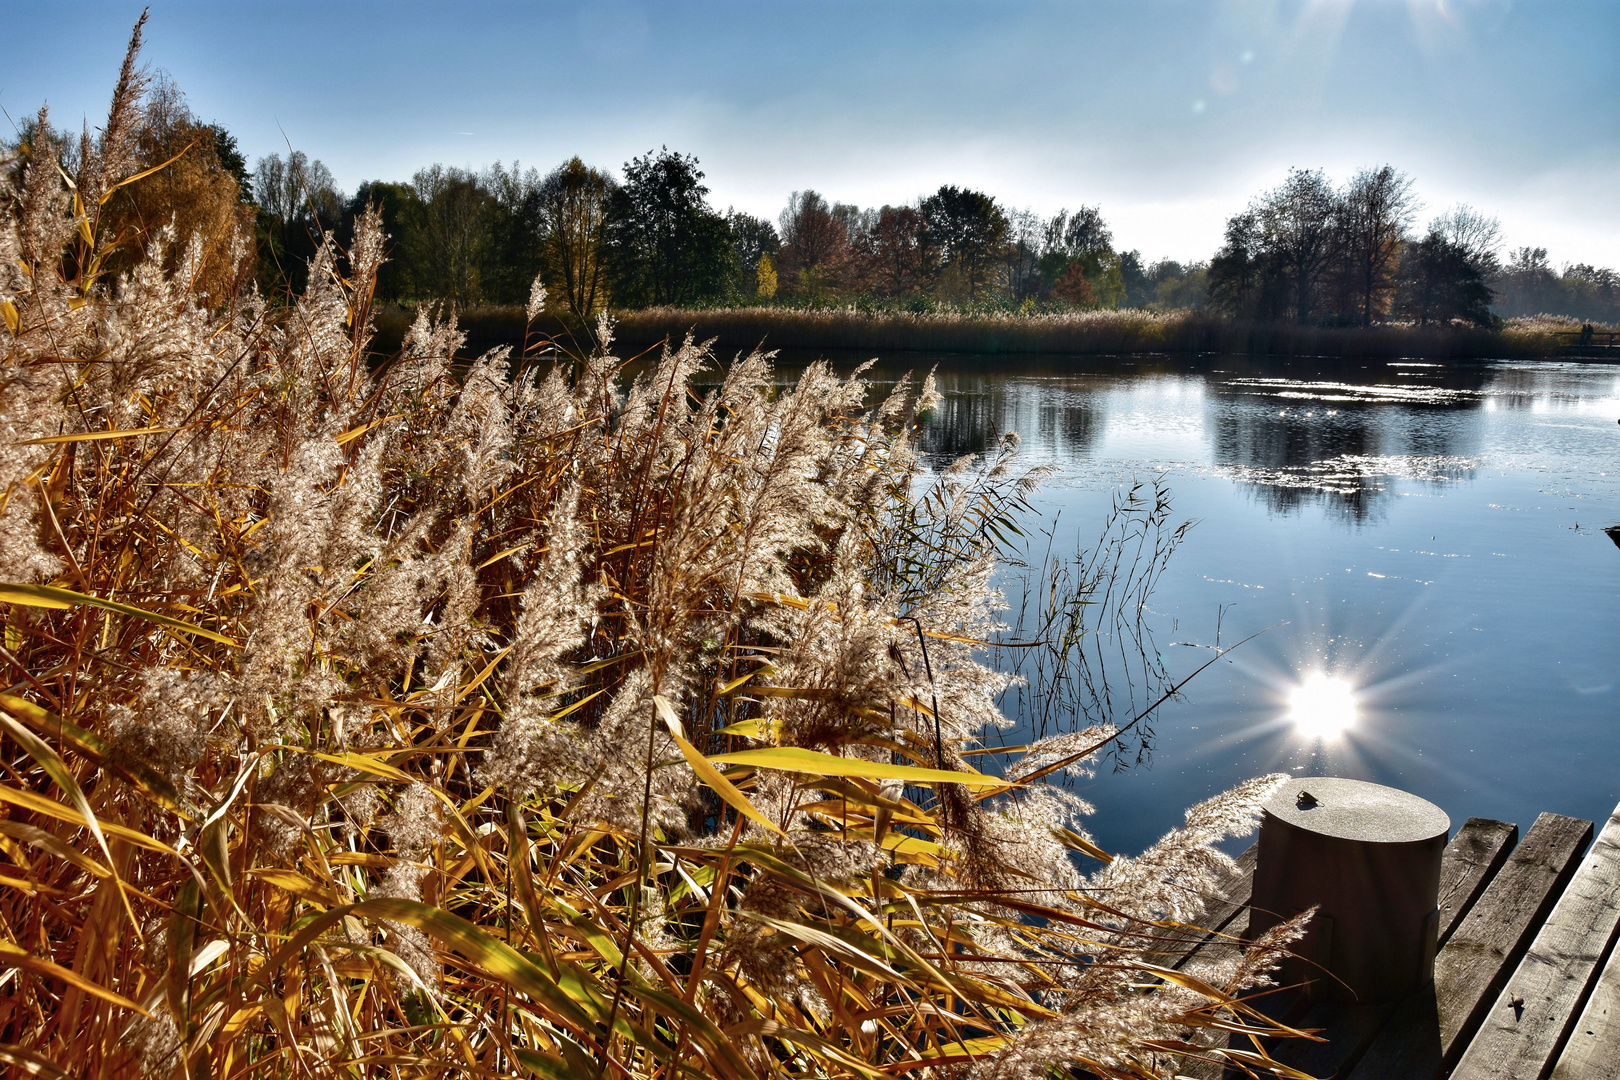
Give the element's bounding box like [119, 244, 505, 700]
[372, 304, 1587, 364]
[9, 65, 1618, 361]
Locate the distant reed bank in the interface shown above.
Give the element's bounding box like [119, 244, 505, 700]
[375, 304, 1588, 362]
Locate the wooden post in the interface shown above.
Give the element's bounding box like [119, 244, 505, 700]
[1249, 777, 1450, 1002]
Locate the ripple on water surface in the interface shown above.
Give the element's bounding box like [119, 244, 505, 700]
[882, 354, 1620, 855]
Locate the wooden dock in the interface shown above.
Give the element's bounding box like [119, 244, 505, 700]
[1556, 330, 1620, 358]
[1167, 801, 1620, 1078]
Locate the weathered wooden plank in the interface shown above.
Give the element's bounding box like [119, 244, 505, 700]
[1552, 929, 1620, 1079]
[1264, 818, 1517, 1078]
[1452, 804, 1620, 1080]
[1141, 843, 1257, 970]
[1346, 812, 1592, 1080]
[1437, 818, 1520, 946]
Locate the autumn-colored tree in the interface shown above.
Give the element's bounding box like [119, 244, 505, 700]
[1054, 261, 1097, 306]
[99, 74, 255, 305]
[726, 210, 778, 290]
[1039, 206, 1125, 308]
[857, 205, 925, 297]
[755, 251, 778, 298]
[777, 189, 849, 297]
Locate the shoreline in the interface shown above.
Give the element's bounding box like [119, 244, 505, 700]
[370, 304, 1616, 363]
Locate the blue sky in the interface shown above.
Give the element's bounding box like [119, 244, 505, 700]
[6, 1, 1616, 266]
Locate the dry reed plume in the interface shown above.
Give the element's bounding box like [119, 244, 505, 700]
[0, 26, 1319, 1079]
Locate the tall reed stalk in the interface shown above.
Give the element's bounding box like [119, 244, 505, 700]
[0, 28, 1318, 1079]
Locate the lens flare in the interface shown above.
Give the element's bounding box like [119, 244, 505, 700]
[1287, 672, 1358, 739]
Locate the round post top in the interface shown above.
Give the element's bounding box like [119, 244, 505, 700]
[1262, 776, 1449, 844]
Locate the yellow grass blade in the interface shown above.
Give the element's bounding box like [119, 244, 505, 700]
[476, 542, 530, 570]
[1219, 1048, 1323, 1079]
[1051, 826, 1114, 864]
[165, 879, 201, 1029]
[724, 1018, 889, 1080]
[0, 1043, 74, 1080]
[711, 717, 774, 739]
[735, 911, 905, 981]
[0, 708, 139, 934]
[96, 140, 199, 206]
[0, 785, 176, 854]
[0, 820, 111, 880]
[333, 414, 400, 446]
[716, 664, 771, 696]
[0, 940, 146, 1016]
[892, 1035, 1011, 1070]
[249, 868, 339, 908]
[0, 694, 183, 812]
[14, 426, 179, 445]
[706, 746, 1008, 788]
[453, 646, 511, 705]
[247, 901, 591, 1034]
[510, 1048, 580, 1080]
[0, 582, 239, 646]
[292, 749, 414, 784]
[654, 696, 783, 836]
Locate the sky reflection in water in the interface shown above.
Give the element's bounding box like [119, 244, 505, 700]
[782, 352, 1620, 855]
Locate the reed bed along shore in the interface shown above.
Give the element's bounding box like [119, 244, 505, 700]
[613, 306, 1570, 360]
[0, 33, 1328, 1080]
[374, 304, 1590, 364]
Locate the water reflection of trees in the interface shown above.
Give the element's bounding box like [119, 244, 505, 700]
[1212, 403, 1386, 518]
[1477, 363, 1620, 409]
[920, 381, 1102, 463]
[755, 349, 1523, 522]
[1210, 385, 1484, 520]
[919, 387, 1013, 458]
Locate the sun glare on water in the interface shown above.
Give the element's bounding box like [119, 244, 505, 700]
[1287, 672, 1358, 739]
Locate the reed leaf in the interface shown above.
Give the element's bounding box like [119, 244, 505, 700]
[707, 745, 1009, 787]
[0, 582, 239, 646]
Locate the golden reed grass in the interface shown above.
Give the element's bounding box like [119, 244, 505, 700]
[0, 24, 1319, 1079]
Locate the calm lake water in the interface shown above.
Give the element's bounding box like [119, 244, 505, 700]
[780, 352, 1620, 857]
